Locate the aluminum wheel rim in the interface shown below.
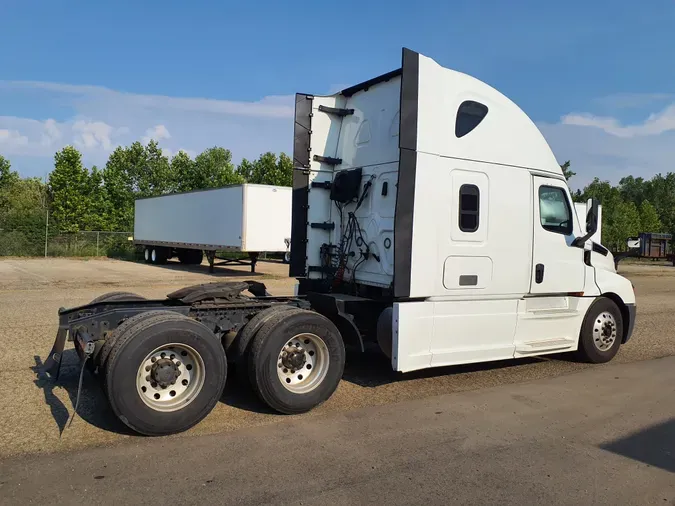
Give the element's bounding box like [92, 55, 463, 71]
[593, 311, 617, 351]
[277, 333, 329, 394]
[136, 343, 205, 412]
[144, 248, 150, 261]
[151, 249, 157, 262]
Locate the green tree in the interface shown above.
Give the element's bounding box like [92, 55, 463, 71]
[641, 173, 675, 236]
[101, 141, 174, 231]
[0, 155, 19, 190]
[85, 165, 109, 230]
[103, 146, 136, 231]
[0, 176, 48, 256]
[237, 152, 293, 186]
[171, 150, 196, 192]
[192, 147, 243, 189]
[0, 155, 20, 220]
[618, 175, 648, 206]
[638, 200, 662, 233]
[48, 146, 90, 233]
[137, 140, 173, 197]
[560, 160, 575, 182]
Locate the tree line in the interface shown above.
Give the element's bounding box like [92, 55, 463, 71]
[564, 161, 667, 251]
[0, 141, 292, 256]
[0, 148, 673, 257]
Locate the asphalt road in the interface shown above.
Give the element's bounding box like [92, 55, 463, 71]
[1, 356, 673, 506]
[1, 258, 675, 458]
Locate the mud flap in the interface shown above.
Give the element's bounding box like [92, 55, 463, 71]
[43, 328, 68, 380]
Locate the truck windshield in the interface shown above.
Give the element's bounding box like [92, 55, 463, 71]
[539, 186, 572, 235]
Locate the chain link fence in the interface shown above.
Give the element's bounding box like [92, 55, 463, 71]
[0, 228, 135, 259]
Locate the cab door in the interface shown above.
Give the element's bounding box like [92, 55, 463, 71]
[530, 177, 584, 294]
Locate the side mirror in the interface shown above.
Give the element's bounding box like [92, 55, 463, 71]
[572, 197, 600, 248]
[585, 198, 599, 237]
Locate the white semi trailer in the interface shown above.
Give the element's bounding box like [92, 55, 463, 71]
[45, 48, 636, 437]
[133, 184, 292, 272]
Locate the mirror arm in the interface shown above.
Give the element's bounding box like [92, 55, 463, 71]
[572, 233, 592, 248]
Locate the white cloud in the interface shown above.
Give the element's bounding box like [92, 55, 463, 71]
[40, 119, 62, 147]
[142, 124, 171, 145]
[561, 103, 675, 138]
[0, 80, 295, 119]
[72, 120, 128, 151]
[0, 128, 29, 147]
[0, 116, 128, 157]
[540, 100, 675, 189]
[0, 79, 297, 177]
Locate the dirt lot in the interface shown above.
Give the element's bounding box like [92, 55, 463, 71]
[0, 257, 673, 459]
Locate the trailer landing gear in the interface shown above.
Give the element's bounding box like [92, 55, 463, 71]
[206, 251, 259, 273]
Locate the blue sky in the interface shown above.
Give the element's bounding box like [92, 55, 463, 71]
[0, 0, 673, 188]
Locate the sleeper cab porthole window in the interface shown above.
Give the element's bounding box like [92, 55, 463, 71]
[455, 101, 489, 138]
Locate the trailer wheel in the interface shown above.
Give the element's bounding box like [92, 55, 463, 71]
[105, 312, 227, 436]
[144, 247, 151, 263]
[151, 247, 168, 265]
[178, 249, 203, 265]
[576, 297, 623, 364]
[248, 309, 345, 414]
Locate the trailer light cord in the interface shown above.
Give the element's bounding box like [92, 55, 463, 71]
[67, 354, 90, 430]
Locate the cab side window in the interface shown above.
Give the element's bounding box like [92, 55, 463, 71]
[459, 184, 480, 232]
[539, 186, 572, 235]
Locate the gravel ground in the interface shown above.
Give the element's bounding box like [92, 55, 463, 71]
[0, 257, 672, 459]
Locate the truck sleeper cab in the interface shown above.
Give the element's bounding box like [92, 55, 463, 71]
[290, 47, 636, 373]
[44, 48, 636, 437]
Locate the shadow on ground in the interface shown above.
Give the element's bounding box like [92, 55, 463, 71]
[33, 345, 553, 436]
[32, 352, 136, 437]
[341, 343, 546, 388]
[600, 418, 675, 473]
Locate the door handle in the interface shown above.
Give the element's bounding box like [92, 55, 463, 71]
[535, 264, 545, 284]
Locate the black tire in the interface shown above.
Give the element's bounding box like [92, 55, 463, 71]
[105, 312, 227, 436]
[151, 247, 168, 265]
[98, 310, 176, 395]
[178, 249, 204, 265]
[248, 309, 345, 414]
[576, 297, 623, 364]
[90, 291, 146, 304]
[143, 247, 152, 263]
[231, 305, 298, 385]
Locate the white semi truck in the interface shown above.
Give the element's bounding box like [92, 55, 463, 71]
[133, 184, 292, 272]
[45, 48, 636, 436]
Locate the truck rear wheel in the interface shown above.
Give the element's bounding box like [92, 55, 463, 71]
[144, 247, 151, 263]
[98, 310, 174, 395]
[105, 312, 227, 436]
[576, 297, 623, 364]
[248, 309, 345, 414]
[232, 305, 299, 385]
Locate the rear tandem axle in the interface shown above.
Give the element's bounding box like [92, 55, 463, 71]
[43, 280, 355, 436]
